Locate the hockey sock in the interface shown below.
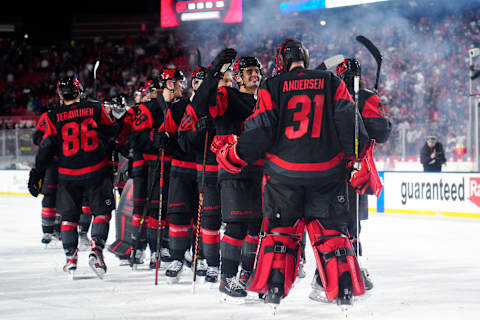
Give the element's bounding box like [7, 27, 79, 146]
[91, 214, 111, 247]
[61, 221, 79, 252]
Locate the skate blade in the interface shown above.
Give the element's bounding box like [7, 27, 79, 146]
[218, 293, 247, 305]
[269, 304, 280, 316]
[88, 258, 106, 280]
[44, 240, 62, 249]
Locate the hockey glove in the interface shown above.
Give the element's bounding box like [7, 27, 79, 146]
[28, 168, 43, 197]
[216, 135, 247, 174]
[347, 140, 383, 197]
[210, 135, 231, 154]
[152, 130, 171, 150]
[207, 48, 237, 79]
[195, 116, 214, 132]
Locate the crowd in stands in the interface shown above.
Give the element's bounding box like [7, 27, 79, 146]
[0, 0, 479, 160]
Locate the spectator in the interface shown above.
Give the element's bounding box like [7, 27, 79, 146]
[420, 136, 447, 172]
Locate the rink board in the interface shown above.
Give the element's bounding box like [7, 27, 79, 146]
[380, 171, 480, 218]
[1, 170, 479, 218]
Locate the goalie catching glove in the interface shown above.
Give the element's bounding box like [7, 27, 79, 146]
[347, 139, 383, 197]
[215, 134, 247, 174]
[27, 168, 43, 197]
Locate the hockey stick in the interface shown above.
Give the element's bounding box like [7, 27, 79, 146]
[353, 75, 361, 258]
[192, 130, 209, 294]
[355, 35, 382, 92]
[196, 48, 202, 67]
[315, 54, 345, 71]
[93, 60, 100, 98]
[154, 148, 166, 285]
[130, 149, 163, 269]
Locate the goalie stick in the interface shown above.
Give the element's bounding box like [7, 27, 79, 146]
[315, 54, 345, 71]
[356, 35, 382, 92]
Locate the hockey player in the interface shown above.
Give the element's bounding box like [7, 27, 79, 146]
[27, 76, 117, 279]
[175, 68, 234, 284]
[32, 111, 61, 246]
[162, 67, 207, 280]
[194, 49, 264, 300]
[215, 39, 376, 306]
[321, 58, 392, 293]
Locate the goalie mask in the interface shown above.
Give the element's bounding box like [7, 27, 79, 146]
[274, 38, 309, 74]
[57, 76, 83, 101]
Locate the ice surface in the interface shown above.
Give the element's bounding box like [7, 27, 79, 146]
[1, 196, 479, 320]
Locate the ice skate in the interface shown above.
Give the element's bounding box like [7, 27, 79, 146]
[361, 267, 373, 291]
[205, 266, 219, 284]
[184, 250, 193, 268]
[219, 275, 247, 304]
[41, 233, 53, 248]
[160, 247, 173, 263]
[78, 232, 91, 251]
[308, 271, 332, 303]
[131, 249, 145, 270]
[165, 260, 184, 283]
[149, 252, 160, 270]
[63, 248, 78, 280]
[297, 258, 306, 279]
[196, 258, 208, 276]
[88, 241, 107, 279]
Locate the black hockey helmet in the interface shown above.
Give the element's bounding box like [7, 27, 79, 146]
[147, 78, 162, 92]
[56, 76, 83, 101]
[111, 95, 126, 108]
[192, 66, 207, 80]
[161, 68, 186, 87]
[274, 38, 309, 74]
[233, 57, 263, 78]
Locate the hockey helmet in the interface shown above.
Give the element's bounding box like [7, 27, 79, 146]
[56, 76, 83, 101]
[274, 38, 309, 74]
[233, 57, 263, 78]
[192, 66, 207, 80]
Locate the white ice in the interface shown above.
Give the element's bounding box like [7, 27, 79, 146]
[1, 195, 479, 320]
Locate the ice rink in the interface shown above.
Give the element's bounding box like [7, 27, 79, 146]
[1, 195, 479, 320]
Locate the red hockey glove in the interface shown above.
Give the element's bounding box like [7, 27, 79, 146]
[216, 135, 247, 174]
[210, 135, 231, 154]
[347, 140, 383, 197]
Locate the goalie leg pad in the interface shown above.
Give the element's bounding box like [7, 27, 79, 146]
[247, 219, 305, 297]
[307, 219, 365, 301]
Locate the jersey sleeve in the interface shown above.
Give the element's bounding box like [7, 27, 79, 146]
[177, 104, 206, 153]
[237, 82, 278, 164]
[34, 114, 58, 174]
[361, 91, 392, 143]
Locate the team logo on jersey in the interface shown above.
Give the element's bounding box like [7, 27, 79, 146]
[105, 199, 112, 206]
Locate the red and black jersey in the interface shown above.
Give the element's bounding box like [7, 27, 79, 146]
[358, 88, 391, 143]
[178, 104, 218, 185]
[164, 98, 197, 179]
[196, 82, 263, 181]
[237, 67, 369, 186]
[34, 99, 117, 184]
[130, 97, 171, 176]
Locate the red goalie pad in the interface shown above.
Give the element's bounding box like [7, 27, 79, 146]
[247, 220, 305, 297]
[307, 220, 365, 301]
[348, 139, 383, 197]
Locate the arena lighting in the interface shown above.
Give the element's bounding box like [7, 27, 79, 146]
[280, 0, 390, 13]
